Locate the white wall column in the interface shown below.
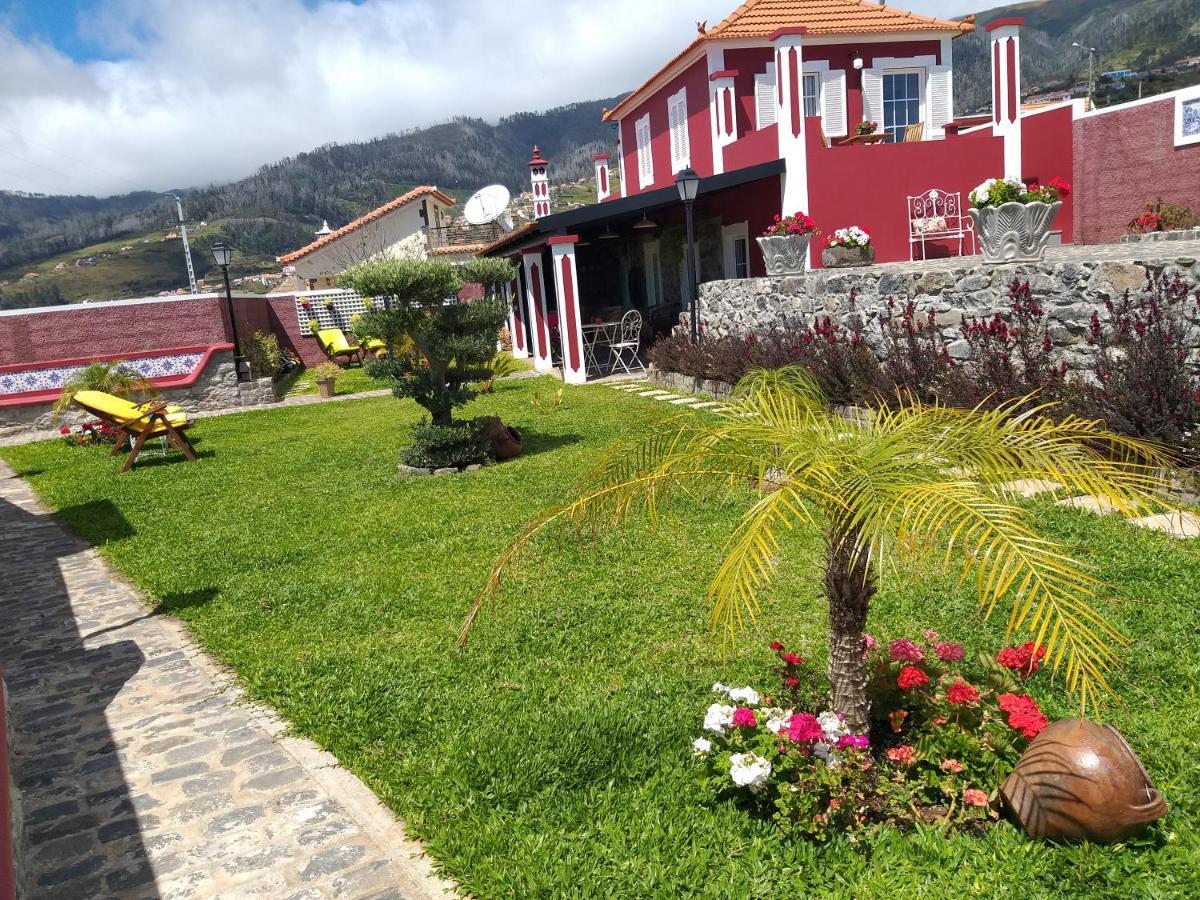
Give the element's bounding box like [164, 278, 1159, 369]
[988, 18, 1024, 180]
[593, 154, 611, 202]
[506, 277, 528, 359]
[529, 146, 551, 219]
[521, 249, 553, 371]
[549, 236, 586, 385]
[772, 27, 811, 232]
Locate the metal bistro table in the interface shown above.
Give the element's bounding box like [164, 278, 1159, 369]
[581, 318, 622, 377]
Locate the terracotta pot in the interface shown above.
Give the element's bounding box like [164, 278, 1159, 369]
[1000, 719, 1166, 843]
[488, 420, 523, 461]
[316, 378, 336, 399]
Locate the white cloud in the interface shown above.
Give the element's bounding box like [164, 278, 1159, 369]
[0, 0, 972, 197]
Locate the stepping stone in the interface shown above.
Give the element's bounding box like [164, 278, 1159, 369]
[999, 479, 1062, 499]
[1130, 510, 1200, 538]
[1056, 495, 1123, 516]
[669, 397, 700, 405]
[654, 394, 681, 401]
[691, 401, 723, 408]
[638, 390, 671, 397]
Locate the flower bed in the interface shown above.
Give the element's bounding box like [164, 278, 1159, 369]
[695, 635, 1050, 838]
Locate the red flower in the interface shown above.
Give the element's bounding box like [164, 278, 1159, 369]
[996, 642, 1046, 678]
[769, 641, 784, 651]
[888, 709, 908, 733]
[897, 666, 930, 691]
[783, 674, 799, 689]
[997, 693, 1048, 739]
[60, 426, 71, 435]
[946, 679, 979, 706]
[731, 707, 757, 728]
[781, 652, 804, 666]
[1048, 176, 1072, 198]
[935, 641, 964, 662]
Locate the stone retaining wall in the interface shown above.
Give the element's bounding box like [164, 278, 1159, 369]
[0, 351, 280, 434]
[698, 254, 1200, 368]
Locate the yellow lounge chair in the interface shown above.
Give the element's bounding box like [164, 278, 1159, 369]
[72, 390, 198, 472]
[316, 328, 364, 366]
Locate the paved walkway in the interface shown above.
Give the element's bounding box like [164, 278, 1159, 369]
[0, 461, 456, 899]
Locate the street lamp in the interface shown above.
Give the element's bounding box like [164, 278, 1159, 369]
[675, 167, 701, 343]
[1072, 42, 1097, 110]
[210, 242, 246, 382]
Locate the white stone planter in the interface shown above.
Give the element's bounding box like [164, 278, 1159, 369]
[757, 234, 812, 276]
[969, 201, 1062, 265]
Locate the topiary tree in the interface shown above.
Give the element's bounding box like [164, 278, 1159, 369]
[338, 255, 516, 467]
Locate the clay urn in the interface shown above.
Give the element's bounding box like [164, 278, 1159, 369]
[1000, 719, 1166, 843]
[488, 419, 523, 461]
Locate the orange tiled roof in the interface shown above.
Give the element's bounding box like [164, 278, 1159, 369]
[428, 242, 491, 257]
[278, 186, 456, 264]
[480, 221, 540, 257]
[604, 0, 973, 121]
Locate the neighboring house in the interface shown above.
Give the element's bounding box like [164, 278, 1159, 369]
[278, 186, 467, 290]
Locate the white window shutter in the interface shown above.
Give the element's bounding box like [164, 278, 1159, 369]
[755, 66, 777, 130]
[928, 66, 953, 132]
[668, 89, 690, 172]
[636, 115, 653, 188]
[821, 69, 848, 137]
[861, 69, 883, 125]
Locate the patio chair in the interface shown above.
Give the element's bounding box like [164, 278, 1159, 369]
[907, 188, 976, 261]
[71, 390, 198, 472]
[316, 328, 363, 366]
[609, 309, 645, 376]
[902, 122, 925, 143]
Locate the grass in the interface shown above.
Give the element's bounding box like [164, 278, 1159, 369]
[287, 364, 390, 397]
[2, 377, 1199, 898]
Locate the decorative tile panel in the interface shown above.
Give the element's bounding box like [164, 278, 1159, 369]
[0, 352, 205, 397]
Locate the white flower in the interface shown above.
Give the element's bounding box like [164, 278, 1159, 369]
[817, 710, 845, 742]
[729, 752, 772, 790]
[726, 686, 760, 706]
[704, 703, 735, 733]
[970, 178, 997, 206]
[712, 682, 730, 696]
[764, 708, 792, 734]
[692, 737, 713, 755]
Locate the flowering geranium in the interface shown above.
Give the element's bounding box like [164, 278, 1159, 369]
[889, 638, 925, 664]
[785, 712, 825, 744]
[897, 666, 930, 691]
[963, 788, 990, 808]
[939, 758, 964, 774]
[996, 642, 1046, 678]
[855, 120, 878, 136]
[887, 745, 917, 766]
[729, 753, 772, 789]
[946, 679, 980, 706]
[824, 226, 871, 250]
[998, 693, 1048, 740]
[763, 211, 818, 238]
[935, 641, 964, 662]
[61, 419, 121, 447]
[970, 175, 1070, 209]
[731, 707, 758, 728]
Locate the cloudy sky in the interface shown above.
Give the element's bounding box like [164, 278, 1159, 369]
[0, 0, 972, 197]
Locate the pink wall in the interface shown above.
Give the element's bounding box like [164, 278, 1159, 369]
[618, 58, 714, 196]
[806, 128, 1004, 266]
[1073, 96, 1200, 245]
[1020, 106, 1075, 244]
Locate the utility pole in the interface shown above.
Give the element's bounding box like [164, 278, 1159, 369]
[164, 192, 199, 294]
[1073, 43, 1097, 111]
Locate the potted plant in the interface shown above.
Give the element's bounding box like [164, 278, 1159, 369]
[968, 176, 1071, 264]
[312, 361, 341, 398]
[821, 226, 874, 268]
[855, 120, 878, 136]
[307, 320, 320, 336]
[757, 212, 818, 276]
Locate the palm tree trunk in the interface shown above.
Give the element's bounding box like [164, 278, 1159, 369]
[824, 525, 875, 734]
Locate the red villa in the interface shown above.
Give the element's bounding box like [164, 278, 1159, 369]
[484, 0, 1197, 384]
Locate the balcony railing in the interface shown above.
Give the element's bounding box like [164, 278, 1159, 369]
[427, 222, 503, 250]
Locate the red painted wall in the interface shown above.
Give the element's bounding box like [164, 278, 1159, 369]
[696, 175, 782, 278]
[618, 58, 714, 196]
[1020, 106, 1075, 244]
[724, 124, 778, 172]
[726, 47, 774, 141]
[808, 40, 943, 138]
[1073, 96, 1200, 244]
[806, 128, 1004, 265]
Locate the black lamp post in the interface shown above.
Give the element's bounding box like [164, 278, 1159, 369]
[211, 242, 246, 381]
[676, 167, 701, 343]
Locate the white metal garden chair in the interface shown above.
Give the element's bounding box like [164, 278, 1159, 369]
[907, 189, 976, 261]
[609, 309, 645, 375]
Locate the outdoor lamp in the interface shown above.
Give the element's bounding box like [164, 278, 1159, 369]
[851, 51, 864, 71]
[211, 241, 234, 268]
[675, 167, 700, 204]
[210, 242, 246, 381]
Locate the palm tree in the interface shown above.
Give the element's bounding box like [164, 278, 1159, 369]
[461, 368, 1174, 733]
[53, 361, 156, 420]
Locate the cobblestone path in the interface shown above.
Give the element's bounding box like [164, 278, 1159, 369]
[0, 460, 456, 899]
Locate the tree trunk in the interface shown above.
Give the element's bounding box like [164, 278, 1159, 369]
[824, 525, 875, 735]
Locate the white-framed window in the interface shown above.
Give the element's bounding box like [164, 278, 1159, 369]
[667, 87, 691, 173]
[1175, 85, 1200, 147]
[635, 114, 654, 189]
[882, 69, 924, 142]
[802, 73, 820, 118]
[722, 222, 750, 279]
[643, 241, 663, 309]
[755, 64, 777, 130]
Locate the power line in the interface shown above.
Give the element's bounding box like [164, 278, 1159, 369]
[0, 145, 111, 195]
[0, 122, 152, 197]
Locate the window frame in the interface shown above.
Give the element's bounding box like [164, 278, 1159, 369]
[881, 68, 926, 142]
[722, 222, 751, 280]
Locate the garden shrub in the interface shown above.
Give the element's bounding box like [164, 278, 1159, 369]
[243, 330, 284, 379]
[1128, 198, 1198, 234]
[401, 418, 492, 469]
[876, 297, 967, 405]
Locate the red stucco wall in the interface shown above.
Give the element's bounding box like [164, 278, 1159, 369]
[1073, 96, 1200, 244]
[1021, 106, 1075, 244]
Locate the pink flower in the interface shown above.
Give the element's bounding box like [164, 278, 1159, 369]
[784, 712, 824, 743]
[940, 758, 964, 774]
[862, 634, 878, 655]
[888, 709, 908, 733]
[887, 745, 917, 766]
[935, 641, 964, 662]
[731, 707, 757, 728]
[836, 734, 869, 750]
[889, 638, 925, 664]
[923, 630, 940, 642]
[963, 788, 989, 808]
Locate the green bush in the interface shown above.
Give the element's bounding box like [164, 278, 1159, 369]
[401, 418, 492, 469]
[243, 330, 284, 379]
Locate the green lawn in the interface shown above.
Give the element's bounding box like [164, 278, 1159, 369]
[3, 377, 1199, 898]
[287, 364, 390, 397]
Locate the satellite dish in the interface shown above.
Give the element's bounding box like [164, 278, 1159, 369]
[463, 184, 514, 232]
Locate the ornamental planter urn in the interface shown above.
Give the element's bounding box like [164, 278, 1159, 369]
[1000, 719, 1167, 843]
[821, 245, 875, 269]
[969, 201, 1062, 265]
[757, 234, 811, 276]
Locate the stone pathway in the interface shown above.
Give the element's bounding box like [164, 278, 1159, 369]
[0, 461, 456, 899]
[609, 380, 1200, 539]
